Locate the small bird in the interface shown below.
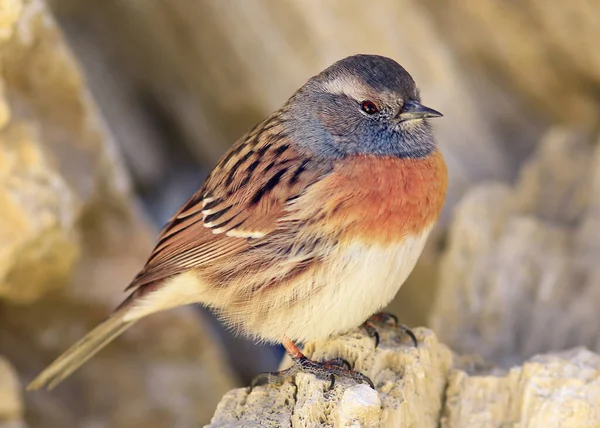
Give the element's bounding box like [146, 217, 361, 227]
[28, 54, 447, 391]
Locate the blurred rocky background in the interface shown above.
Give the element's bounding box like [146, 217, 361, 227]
[0, 0, 599, 426]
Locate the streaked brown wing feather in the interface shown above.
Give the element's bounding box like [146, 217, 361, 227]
[127, 117, 332, 292]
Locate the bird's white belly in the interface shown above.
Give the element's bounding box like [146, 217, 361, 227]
[263, 224, 434, 343]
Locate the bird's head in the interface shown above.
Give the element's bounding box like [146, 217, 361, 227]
[286, 54, 442, 159]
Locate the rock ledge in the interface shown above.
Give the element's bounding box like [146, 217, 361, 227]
[208, 327, 600, 428]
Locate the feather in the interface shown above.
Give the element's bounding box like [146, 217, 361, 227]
[126, 131, 333, 294]
[27, 306, 136, 391]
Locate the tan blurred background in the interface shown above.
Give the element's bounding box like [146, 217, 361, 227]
[1, 0, 599, 426]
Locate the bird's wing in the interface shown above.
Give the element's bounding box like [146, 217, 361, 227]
[126, 125, 332, 293]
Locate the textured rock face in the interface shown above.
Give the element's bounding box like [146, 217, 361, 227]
[443, 348, 600, 427]
[0, 0, 124, 305]
[430, 129, 600, 365]
[0, 1, 236, 427]
[0, 0, 80, 304]
[209, 327, 453, 428]
[208, 328, 600, 427]
[0, 124, 79, 303]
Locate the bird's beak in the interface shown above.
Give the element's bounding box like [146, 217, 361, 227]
[398, 100, 443, 122]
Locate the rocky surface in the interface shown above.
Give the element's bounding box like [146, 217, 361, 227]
[443, 347, 600, 427]
[430, 129, 600, 365]
[0, 123, 79, 303]
[209, 327, 452, 428]
[208, 327, 600, 427]
[0, 1, 236, 427]
[0, 357, 26, 428]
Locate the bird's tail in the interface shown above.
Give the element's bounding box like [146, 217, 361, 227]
[27, 307, 137, 391]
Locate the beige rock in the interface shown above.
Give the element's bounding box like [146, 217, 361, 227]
[209, 329, 600, 427]
[421, 0, 600, 127]
[0, 0, 21, 43]
[0, 1, 236, 426]
[430, 129, 600, 364]
[442, 348, 600, 428]
[208, 327, 453, 427]
[0, 357, 23, 422]
[0, 122, 79, 303]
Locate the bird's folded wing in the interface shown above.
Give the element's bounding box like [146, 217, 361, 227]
[126, 132, 333, 292]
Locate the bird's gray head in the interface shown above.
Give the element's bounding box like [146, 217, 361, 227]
[284, 54, 442, 159]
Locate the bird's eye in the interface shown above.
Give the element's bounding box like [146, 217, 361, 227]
[360, 100, 379, 115]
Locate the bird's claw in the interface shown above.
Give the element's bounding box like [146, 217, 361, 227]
[248, 355, 374, 392]
[361, 312, 418, 348]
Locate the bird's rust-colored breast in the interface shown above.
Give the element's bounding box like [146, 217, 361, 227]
[306, 149, 448, 244]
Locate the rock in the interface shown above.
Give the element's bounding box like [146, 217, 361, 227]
[208, 327, 453, 427]
[0, 1, 236, 426]
[421, 0, 600, 127]
[443, 348, 600, 427]
[430, 129, 600, 365]
[0, 122, 79, 303]
[0, 0, 21, 43]
[208, 329, 600, 427]
[0, 0, 81, 305]
[0, 357, 24, 424]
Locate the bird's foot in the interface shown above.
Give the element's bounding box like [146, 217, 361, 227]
[248, 364, 297, 391]
[249, 355, 372, 392]
[249, 339, 374, 392]
[360, 312, 418, 348]
[295, 355, 373, 390]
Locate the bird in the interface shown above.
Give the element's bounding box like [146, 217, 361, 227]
[27, 54, 447, 391]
